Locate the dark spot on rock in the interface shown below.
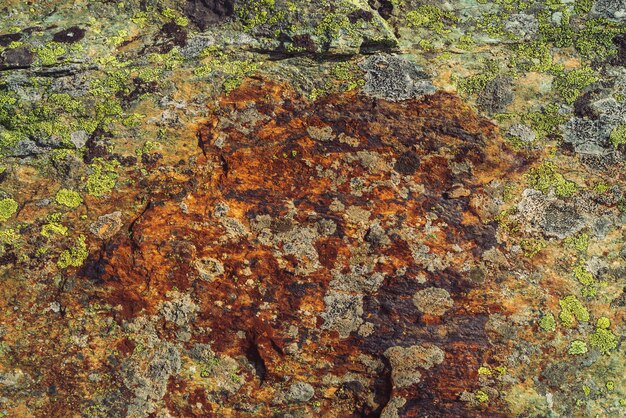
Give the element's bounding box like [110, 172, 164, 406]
[0, 46, 34, 70]
[184, 0, 236, 31]
[141, 152, 163, 166]
[83, 129, 111, 164]
[52, 26, 86, 43]
[0, 251, 17, 266]
[110, 154, 138, 167]
[613, 33, 626, 67]
[368, 0, 394, 20]
[393, 151, 420, 175]
[118, 77, 159, 106]
[0, 32, 22, 47]
[156, 22, 188, 53]
[348, 9, 374, 24]
[291, 34, 317, 53]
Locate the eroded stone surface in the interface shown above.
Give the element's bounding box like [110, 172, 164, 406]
[76, 78, 521, 416]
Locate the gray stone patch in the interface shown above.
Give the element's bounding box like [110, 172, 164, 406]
[541, 203, 586, 239]
[504, 13, 539, 40]
[321, 292, 364, 338]
[477, 75, 513, 114]
[412, 287, 454, 316]
[194, 257, 224, 282]
[359, 54, 436, 102]
[330, 269, 384, 294]
[287, 381, 315, 403]
[159, 293, 199, 327]
[121, 341, 181, 417]
[592, 0, 626, 20]
[89, 211, 123, 240]
[70, 130, 88, 149]
[562, 116, 614, 156]
[508, 124, 536, 143]
[384, 344, 445, 388]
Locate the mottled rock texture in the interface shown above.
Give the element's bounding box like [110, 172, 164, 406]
[1, 0, 625, 417]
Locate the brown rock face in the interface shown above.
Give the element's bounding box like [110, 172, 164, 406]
[88, 78, 520, 416]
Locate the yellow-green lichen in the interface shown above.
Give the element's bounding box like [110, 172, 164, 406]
[35, 42, 67, 66]
[86, 159, 119, 197]
[0, 198, 18, 222]
[194, 52, 260, 93]
[568, 340, 588, 355]
[539, 312, 556, 332]
[610, 124, 626, 148]
[564, 233, 589, 253]
[57, 235, 88, 269]
[588, 327, 617, 355]
[41, 222, 68, 238]
[573, 261, 594, 286]
[558, 295, 589, 327]
[55, 189, 83, 209]
[521, 238, 547, 258]
[406, 5, 458, 35]
[0, 228, 19, 245]
[475, 390, 489, 403]
[526, 162, 577, 197]
[478, 366, 492, 375]
[553, 67, 598, 105]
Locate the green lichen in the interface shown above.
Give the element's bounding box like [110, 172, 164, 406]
[237, 0, 283, 32]
[477, 12, 508, 39]
[526, 103, 569, 140]
[478, 366, 492, 375]
[35, 42, 67, 66]
[538, 10, 575, 48]
[553, 67, 598, 105]
[475, 390, 489, 403]
[609, 124, 626, 148]
[568, 340, 588, 355]
[558, 295, 589, 327]
[194, 51, 260, 93]
[521, 238, 547, 258]
[512, 41, 562, 74]
[406, 5, 458, 35]
[588, 328, 617, 355]
[575, 18, 626, 62]
[606, 381, 615, 391]
[57, 235, 88, 269]
[0, 228, 19, 245]
[86, 159, 119, 197]
[108, 29, 129, 46]
[0, 198, 18, 222]
[455, 72, 497, 97]
[574, 0, 593, 15]
[55, 189, 83, 209]
[596, 317, 610, 329]
[331, 61, 364, 91]
[539, 312, 556, 332]
[564, 233, 589, 253]
[41, 222, 68, 238]
[147, 47, 183, 70]
[526, 162, 577, 197]
[573, 261, 594, 286]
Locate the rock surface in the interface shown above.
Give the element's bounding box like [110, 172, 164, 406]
[0, 1, 625, 417]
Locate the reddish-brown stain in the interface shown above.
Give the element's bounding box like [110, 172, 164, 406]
[80, 78, 522, 416]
